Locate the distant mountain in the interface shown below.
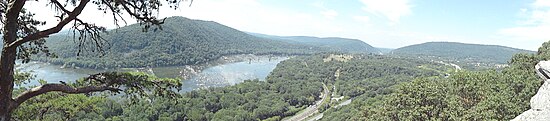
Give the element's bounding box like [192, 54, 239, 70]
[248, 32, 380, 54]
[391, 42, 535, 63]
[42, 16, 322, 68]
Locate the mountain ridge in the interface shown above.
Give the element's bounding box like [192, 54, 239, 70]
[247, 32, 381, 54]
[42, 16, 323, 68]
[391, 42, 535, 63]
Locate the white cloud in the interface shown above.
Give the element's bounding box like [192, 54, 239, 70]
[175, 0, 344, 36]
[24, 0, 194, 32]
[321, 10, 338, 19]
[500, 25, 550, 41]
[24, 0, 142, 30]
[22, 0, 344, 37]
[21, 0, 422, 49]
[359, 0, 412, 23]
[534, 0, 550, 7]
[312, 1, 325, 8]
[498, 0, 550, 42]
[353, 15, 370, 24]
[312, 1, 339, 20]
[521, 8, 528, 13]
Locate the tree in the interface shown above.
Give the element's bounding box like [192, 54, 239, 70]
[0, 0, 189, 120]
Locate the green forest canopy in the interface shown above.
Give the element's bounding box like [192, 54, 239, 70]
[13, 39, 550, 120]
[40, 17, 387, 70]
[41, 17, 329, 69]
[321, 42, 549, 120]
[391, 42, 534, 64]
[248, 32, 381, 54]
[16, 15, 550, 120]
[14, 53, 448, 120]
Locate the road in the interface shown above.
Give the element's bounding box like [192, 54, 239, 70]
[307, 113, 323, 121]
[334, 99, 352, 108]
[436, 61, 462, 72]
[306, 98, 353, 121]
[448, 62, 462, 71]
[284, 83, 330, 121]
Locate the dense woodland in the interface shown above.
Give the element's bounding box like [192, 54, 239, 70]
[391, 42, 534, 64]
[39, 17, 328, 69]
[36, 18, 533, 71]
[12, 16, 547, 121]
[12, 41, 548, 120]
[13, 53, 448, 120]
[4, 0, 546, 120]
[320, 42, 549, 121]
[248, 33, 380, 54]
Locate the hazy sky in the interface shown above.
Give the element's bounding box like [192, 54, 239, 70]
[26, 0, 550, 50]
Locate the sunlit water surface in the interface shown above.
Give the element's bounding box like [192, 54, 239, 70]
[16, 57, 287, 92]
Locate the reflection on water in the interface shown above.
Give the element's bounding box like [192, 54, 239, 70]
[16, 62, 101, 87]
[180, 57, 288, 92]
[16, 57, 288, 92]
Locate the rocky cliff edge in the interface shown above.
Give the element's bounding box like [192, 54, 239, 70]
[513, 61, 550, 121]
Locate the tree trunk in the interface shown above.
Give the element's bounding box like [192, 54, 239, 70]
[0, 47, 17, 121]
[0, 0, 26, 120]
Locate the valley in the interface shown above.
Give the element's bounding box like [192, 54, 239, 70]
[3, 1, 550, 121]
[9, 16, 544, 121]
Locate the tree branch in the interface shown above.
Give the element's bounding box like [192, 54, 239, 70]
[119, 1, 165, 25]
[99, 0, 127, 27]
[13, 83, 121, 106]
[6, 0, 90, 49]
[49, 0, 70, 14]
[70, 18, 108, 56]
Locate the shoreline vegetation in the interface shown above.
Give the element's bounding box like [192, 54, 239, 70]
[26, 54, 289, 80]
[8, 16, 541, 121]
[151, 54, 289, 80]
[12, 51, 542, 120]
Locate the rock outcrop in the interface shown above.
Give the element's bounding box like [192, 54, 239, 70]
[512, 61, 550, 121]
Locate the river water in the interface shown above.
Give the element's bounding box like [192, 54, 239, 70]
[15, 57, 288, 92]
[180, 57, 287, 92]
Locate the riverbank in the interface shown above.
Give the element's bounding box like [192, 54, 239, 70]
[17, 54, 289, 89]
[171, 54, 288, 80]
[28, 54, 288, 78]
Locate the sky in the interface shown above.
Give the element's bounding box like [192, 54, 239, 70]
[25, 0, 550, 51]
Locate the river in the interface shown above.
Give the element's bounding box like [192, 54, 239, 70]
[179, 57, 287, 92]
[15, 57, 288, 92]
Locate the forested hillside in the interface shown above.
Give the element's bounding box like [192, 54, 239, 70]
[13, 54, 446, 120]
[249, 33, 380, 54]
[320, 42, 550, 120]
[14, 41, 547, 120]
[391, 42, 534, 63]
[5, 0, 549, 120]
[40, 17, 324, 69]
[19, 17, 547, 120]
[13, 45, 546, 121]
